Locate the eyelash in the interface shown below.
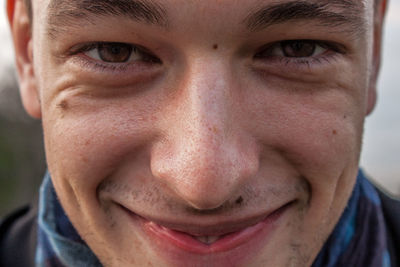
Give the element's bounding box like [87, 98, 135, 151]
[254, 40, 346, 70]
[67, 40, 345, 73]
[67, 42, 161, 73]
[275, 55, 335, 71]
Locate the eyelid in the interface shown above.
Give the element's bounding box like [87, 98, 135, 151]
[68, 42, 99, 56]
[253, 39, 347, 72]
[250, 40, 349, 77]
[85, 43, 136, 63]
[67, 42, 161, 63]
[255, 40, 346, 58]
[63, 42, 163, 78]
[270, 42, 325, 57]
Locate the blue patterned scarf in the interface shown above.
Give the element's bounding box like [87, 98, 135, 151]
[35, 173, 101, 267]
[313, 171, 391, 267]
[36, 171, 391, 266]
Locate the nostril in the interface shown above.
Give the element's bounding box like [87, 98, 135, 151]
[151, 129, 260, 211]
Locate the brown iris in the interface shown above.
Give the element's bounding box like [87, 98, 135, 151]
[280, 40, 316, 58]
[97, 43, 133, 63]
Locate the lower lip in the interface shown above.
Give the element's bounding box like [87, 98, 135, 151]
[137, 203, 290, 258]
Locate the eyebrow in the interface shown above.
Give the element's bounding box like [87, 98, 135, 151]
[244, 0, 366, 34]
[46, 0, 366, 39]
[46, 0, 168, 38]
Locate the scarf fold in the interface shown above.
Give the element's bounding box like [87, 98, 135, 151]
[35, 172, 101, 267]
[36, 171, 391, 267]
[312, 171, 391, 267]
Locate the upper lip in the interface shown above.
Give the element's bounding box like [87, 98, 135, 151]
[120, 200, 294, 236]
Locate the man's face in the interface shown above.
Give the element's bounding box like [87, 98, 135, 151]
[11, 0, 383, 266]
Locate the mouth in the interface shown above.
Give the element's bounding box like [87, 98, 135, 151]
[121, 201, 293, 254]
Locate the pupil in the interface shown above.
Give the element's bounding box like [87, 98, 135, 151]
[110, 46, 122, 55]
[292, 42, 303, 51]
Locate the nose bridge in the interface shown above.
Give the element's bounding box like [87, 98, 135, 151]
[172, 54, 235, 164]
[186, 57, 230, 140]
[151, 56, 258, 210]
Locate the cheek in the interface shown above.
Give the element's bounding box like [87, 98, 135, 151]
[273, 113, 359, 173]
[244, 82, 365, 262]
[244, 79, 366, 220]
[42, 95, 159, 193]
[248, 83, 364, 172]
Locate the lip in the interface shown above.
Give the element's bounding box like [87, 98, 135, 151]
[121, 201, 293, 255]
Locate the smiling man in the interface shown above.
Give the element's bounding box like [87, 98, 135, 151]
[0, 0, 399, 266]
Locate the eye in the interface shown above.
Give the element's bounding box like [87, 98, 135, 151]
[279, 40, 322, 57]
[256, 40, 331, 59]
[83, 42, 160, 64]
[91, 43, 133, 63]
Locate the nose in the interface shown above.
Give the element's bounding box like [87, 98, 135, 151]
[151, 57, 259, 210]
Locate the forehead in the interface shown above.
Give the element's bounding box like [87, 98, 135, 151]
[34, 0, 373, 26]
[31, 0, 373, 42]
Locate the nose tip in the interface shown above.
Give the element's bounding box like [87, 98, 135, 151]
[150, 58, 258, 210]
[151, 136, 258, 210]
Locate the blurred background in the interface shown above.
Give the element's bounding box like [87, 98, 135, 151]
[0, 0, 46, 217]
[0, 1, 399, 217]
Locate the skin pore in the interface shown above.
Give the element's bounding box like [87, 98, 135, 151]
[8, 0, 387, 266]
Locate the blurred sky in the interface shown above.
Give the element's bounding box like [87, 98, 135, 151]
[0, 0, 399, 194]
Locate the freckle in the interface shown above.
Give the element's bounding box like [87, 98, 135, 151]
[81, 155, 89, 163]
[213, 44, 218, 50]
[332, 130, 337, 135]
[212, 126, 218, 134]
[343, 115, 347, 119]
[236, 196, 243, 205]
[57, 100, 68, 110]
